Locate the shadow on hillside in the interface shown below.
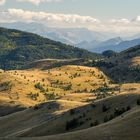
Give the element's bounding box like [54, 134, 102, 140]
[23, 59, 85, 70]
[93, 59, 140, 83]
[0, 105, 26, 117]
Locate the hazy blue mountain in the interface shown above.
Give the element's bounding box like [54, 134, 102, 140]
[76, 40, 101, 50]
[130, 33, 140, 40]
[2, 22, 138, 53]
[77, 36, 140, 53]
[0, 22, 118, 45]
[76, 37, 123, 52]
[97, 37, 123, 47]
[92, 37, 140, 53]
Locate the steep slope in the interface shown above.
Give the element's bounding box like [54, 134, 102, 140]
[0, 27, 100, 70]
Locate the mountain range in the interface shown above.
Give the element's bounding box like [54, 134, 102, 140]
[0, 22, 140, 53]
[0, 27, 100, 70]
[0, 22, 114, 44]
[0, 26, 140, 140]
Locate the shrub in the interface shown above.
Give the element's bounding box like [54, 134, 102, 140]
[94, 120, 99, 126]
[91, 104, 96, 108]
[34, 82, 45, 92]
[102, 104, 110, 112]
[27, 92, 39, 101]
[64, 84, 72, 91]
[109, 114, 114, 120]
[137, 99, 140, 105]
[126, 106, 131, 111]
[114, 107, 126, 116]
[90, 123, 94, 127]
[33, 105, 40, 110]
[44, 93, 55, 100]
[0, 81, 12, 91]
[83, 113, 86, 118]
[70, 109, 76, 115]
[104, 116, 109, 123]
[66, 118, 79, 131]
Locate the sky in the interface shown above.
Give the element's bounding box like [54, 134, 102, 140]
[0, 0, 140, 34]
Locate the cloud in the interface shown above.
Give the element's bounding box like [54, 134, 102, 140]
[0, 8, 100, 27]
[109, 18, 130, 24]
[132, 16, 140, 22]
[0, 0, 5, 5]
[0, 8, 140, 35]
[17, 0, 64, 5]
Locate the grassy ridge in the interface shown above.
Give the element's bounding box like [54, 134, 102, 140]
[0, 27, 100, 70]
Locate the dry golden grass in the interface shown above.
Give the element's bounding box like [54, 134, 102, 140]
[0, 100, 86, 137]
[0, 64, 140, 115]
[0, 92, 139, 140]
[0, 65, 110, 107]
[16, 92, 140, 138]
[131, 56, 140, 66]
[25, 107, 140, 140]
[0, 62, 140, 140]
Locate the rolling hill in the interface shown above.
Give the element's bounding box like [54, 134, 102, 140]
[0, 64, 112, 116]
[93, 45, 140, 83]
[0, 92, 140, 140]
[0, 26, 140, 140]
[0, 27, 100, 70]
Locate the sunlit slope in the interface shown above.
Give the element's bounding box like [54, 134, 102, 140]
[8, 65, 110, 100]
[0, 65, 110, 116]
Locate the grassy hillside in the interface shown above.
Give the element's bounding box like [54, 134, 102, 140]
[0, 65, 112, 116]
[0, 92, 140, 139]
[28, 107, 140, 140]
[93, 45, 140, 83]
[25, 59, 85, 70]
[0, 27, 100, 70]
[0, 28, 140, 140]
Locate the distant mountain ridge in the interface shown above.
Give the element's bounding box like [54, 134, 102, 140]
[1, 22, 140, 53]
[76, 37, 123, 52]
[0, 22, 118, 44]
[0, 27, 100, 70]
[77, 37, 140, 53]
[92, 37, 140, 53]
